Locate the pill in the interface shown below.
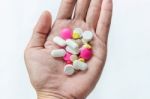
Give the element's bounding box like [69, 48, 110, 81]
[66, 60, 72, 64]
[60, 28, 72, 40]
[53, 36, 66, 47]
[64, 64, 75, 75]
[75, 39, 83, 47]
[81, 39, 88, 44]
[51, 49, 66, 57]
[72, 32, 81, 39]
[82, 31, 93, 42]
[78, 58, 85, 62]
[83, 43, 92, 49]
[66, 39, 79, 49]
[72, 28, 82, 39]
[70, 55, 78, 62]
[73, 28, 83, 35]
[80, 48, 92, 60]
[73, 60, 88, 71]
[63, 53, 72, 61]
[66, 46, 80, 55]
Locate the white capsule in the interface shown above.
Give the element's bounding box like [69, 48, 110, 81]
[66, 46, 80, 55]
[51, 49, 66, 57]
[64, 64, 75, 75]
[53, 36, 66, 47]
[73, 60, 88, 71]
[82, 31, 94, 42]
[66, 39, 79, 49]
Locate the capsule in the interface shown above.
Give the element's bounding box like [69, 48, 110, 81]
[51, 49, 66, 57]
[73, 60, 88, 71]
[53, 36, 66, 47]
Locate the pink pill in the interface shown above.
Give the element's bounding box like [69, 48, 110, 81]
[80, 48, 93, 60]
[66, 60, 72, 64]
[63, 53, 72, 61]
[60, 28, 73, 40]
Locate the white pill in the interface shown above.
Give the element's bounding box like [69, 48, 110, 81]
[66, 39, 79, 49]
[70, 55, 78, 62]
[64, 64, 75, 75]
[51, 49, 66, 57]
[74, 28, 83, 34]
[53, 36, 66, 47]
[66, 46, 80, 55]
[75, 39, 83, 47]
[81, 39, 87, 44]
[82, 31, 93, 42]
[73, 60, 88, 71]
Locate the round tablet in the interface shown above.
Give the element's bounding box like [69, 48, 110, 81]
[63, 53, 72, 61]
[80, 48, 92, 60]
[60, 28, 72, 40]
[64, 65, 75, 75]
[82, 31, 93, 42]
[73, 28, 83, 34]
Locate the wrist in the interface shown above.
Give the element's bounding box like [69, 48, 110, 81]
[38, 95, 60, 99]
[37, 91, 70, 99]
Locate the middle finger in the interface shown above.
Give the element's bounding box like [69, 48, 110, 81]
[74, 0, 91, 20]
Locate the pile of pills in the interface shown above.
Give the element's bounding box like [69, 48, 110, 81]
[51, 28, 94, 75]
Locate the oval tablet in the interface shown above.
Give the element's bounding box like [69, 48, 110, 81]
[66, 46, 80, 55]
[51, 49, 66, 57]
[73, 60, 88, 71]
[53, 36, 66, 47]
[66, 39, 79, 49]
[64, 64, 75, 75]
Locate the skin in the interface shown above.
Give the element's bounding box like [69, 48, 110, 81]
[24, 0, 113, 99]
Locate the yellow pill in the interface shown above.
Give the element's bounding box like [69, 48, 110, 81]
[83, 43, 92, 49]
[79, 58, 85, 62]
[73, 32, 81, 39]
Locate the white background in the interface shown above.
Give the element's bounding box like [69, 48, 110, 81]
[0, 0, 150, 99]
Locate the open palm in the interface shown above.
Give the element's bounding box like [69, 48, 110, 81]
[25, 0, 112, 99]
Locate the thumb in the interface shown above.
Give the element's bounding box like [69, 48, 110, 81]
[28, 11, 52, 48]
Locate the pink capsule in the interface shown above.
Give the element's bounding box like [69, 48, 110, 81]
[60, 28, 73, 40]
[63, 53, 72, 61]
[80, 48, 92, 60]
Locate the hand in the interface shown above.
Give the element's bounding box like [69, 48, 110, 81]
[24, 0, 113, 99]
